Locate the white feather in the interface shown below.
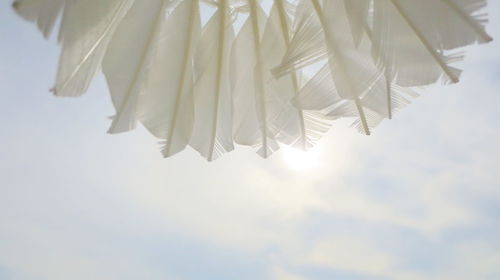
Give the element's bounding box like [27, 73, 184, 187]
[190, 0, 235, 161]
[102, 0, 170, 134]
[137, 0, 201, 157]
[372, 0, 463, 86]
[230, 0, 283, 158]
[13, 0, 64, 39]
[344, 0, 371, 47]
[310, 0, 390, 135]
[53, 0, 134, 97]
[14, 0, 492, 160]
[262, 0, 332, 151]
[272, 0, 327, 78]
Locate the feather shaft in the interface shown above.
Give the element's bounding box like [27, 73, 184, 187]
[441, 0, 493, 43]
[310, 0, 370, 135]
[207, 0, 229, 160]
[106, 0, 170, 134]
[54, 0, 134, 97]
[164, 0, 200, 156]
[275, 0, 308, 149]
[249, 0, 269, 157]
[390, 0, 460, 83]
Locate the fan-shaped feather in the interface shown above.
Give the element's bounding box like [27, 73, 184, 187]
[190, 0, 235, 161]
[14, 0, 493, 160]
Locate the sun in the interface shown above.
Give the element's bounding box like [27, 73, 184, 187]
[282, 146, 321, 170]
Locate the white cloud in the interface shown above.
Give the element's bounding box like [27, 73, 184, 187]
[304, 235, 394, 276]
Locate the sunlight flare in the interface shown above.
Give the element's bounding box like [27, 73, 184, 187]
[282, 146, 320, 170]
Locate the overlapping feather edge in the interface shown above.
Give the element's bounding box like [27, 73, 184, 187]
[13, 0, 492, 160]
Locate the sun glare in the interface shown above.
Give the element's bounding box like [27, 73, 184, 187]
[282, 146, 321, 170]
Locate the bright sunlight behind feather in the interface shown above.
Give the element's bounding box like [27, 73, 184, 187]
[11, 0, 492, 161]
[282, 146, 321, 170]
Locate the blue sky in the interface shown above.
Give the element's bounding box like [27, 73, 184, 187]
[1, 1, 500, 280]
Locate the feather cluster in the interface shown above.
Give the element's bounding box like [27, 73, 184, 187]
[14, 0, 492, 161]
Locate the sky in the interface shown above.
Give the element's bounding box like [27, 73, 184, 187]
[1, 1, 500, 280]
